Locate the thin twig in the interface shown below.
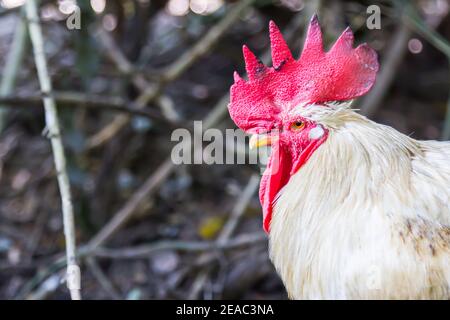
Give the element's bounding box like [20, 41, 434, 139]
[188, 174, 260, 299]
[94, 27, 151, 92]
[26, 273, 62, 300]
[0, 11, 28, 132]
[86, 257, 121, 299]
[0, 92, 172, 123]
[217, 175, 260, 243]
[93, 232, 266, 259]
[162, 0, 255, 83]
[16, 256, 67, 299]
[87, 159, 174, 249]
[86, 0, 255, 149]
[25, 0, 80, 300]
[16, 232, 265, 299]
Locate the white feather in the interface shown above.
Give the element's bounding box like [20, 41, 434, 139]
[269, 104, 450, 299]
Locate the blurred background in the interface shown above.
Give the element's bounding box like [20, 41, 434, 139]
[0, 0, 449, 299]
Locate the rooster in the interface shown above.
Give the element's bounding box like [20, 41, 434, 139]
[227, 15, 450, 299]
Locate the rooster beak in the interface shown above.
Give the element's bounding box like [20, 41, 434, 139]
[249, 134, 278, 149]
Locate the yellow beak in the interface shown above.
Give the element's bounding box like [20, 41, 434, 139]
[249, 134, 278, 149]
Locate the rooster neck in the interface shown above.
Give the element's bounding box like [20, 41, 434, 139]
[272, 112, 422, 221]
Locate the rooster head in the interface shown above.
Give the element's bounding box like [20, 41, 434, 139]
[228, 15, 379, 233]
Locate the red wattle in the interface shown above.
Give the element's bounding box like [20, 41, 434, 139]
[259, 145, 291, 233]
[260, 132, 328, 233]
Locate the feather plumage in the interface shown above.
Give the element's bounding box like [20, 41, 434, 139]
[269, 104, 450, 299]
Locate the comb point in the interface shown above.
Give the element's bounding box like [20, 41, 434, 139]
[269, 20, 293, 69]
[330, 26, 354, 53]
[310, 14, 319, 28]
[302, 13, 323, 56]
[243, 45, 264, 80]
[233, 71, 243, 83]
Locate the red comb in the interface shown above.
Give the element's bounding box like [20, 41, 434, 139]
[228, 15, 379, 132]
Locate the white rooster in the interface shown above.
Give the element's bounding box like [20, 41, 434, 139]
[228, 16, 450, 299]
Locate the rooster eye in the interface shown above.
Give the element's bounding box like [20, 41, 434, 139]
[291, 121, 305, 131]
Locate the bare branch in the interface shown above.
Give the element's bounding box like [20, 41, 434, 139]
[92, 232, 266, 259]
[87, 159, 175, 249]
[87, 0, 255, 149]
[25, 0, 80, 300]
[86, 257, 121, 299]
[0, 11, 28, 132]
[0, 92, 172, 123]
[85, 3, 313, 254]
[188, 174, 260, 299]
[218, 175, 260, 243]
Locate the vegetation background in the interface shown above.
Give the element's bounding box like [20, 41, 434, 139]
[0, 0, 449, 299]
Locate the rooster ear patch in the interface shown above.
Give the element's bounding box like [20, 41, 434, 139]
[309, 126, 325, 140]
